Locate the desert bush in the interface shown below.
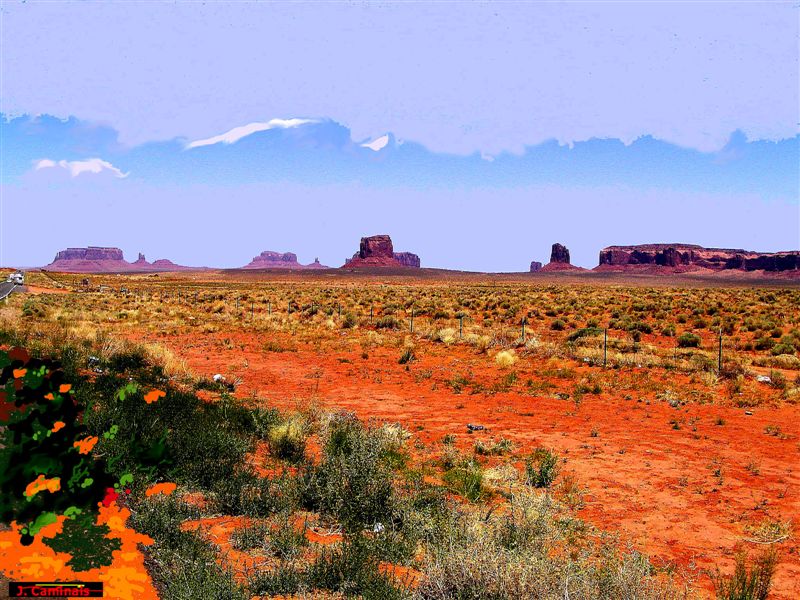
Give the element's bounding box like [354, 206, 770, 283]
[230, 521, 269, 551]
[495, 349, 518, 368]
[525, 448, 559, 488]
[418, 490, 681, 600]
[677, 332, 701, 348]
[301, 414, 398, 531]
[267, 416, 308, 463]
[713, 548, 777, 600]
[376, 315, 400, 329]
[443, 457, 485, 502]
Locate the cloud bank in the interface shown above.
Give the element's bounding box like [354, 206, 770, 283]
[34, 157, 129, 178]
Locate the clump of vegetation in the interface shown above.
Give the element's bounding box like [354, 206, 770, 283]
[525, 447, 559, 488]
[713, 548, 778, 600]
[678, 332, 702, 348]
[267, 416, 308, 463]
[495, 349, 518, 368]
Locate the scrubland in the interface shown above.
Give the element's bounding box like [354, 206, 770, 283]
[1, 270, 798, 599]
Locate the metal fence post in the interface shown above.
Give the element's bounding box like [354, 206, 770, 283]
[603, 328, 608, 368]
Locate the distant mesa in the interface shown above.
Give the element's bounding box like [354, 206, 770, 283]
[529, 261, 543, 273]
[45, 247, 197, 273]
[342, 235, 421, 268]
[242, 250, 329, 270]
[595, 244, 800, 273]
[539, 243, 585, 272]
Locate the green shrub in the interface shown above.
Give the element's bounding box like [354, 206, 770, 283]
[301, 415, 398, 531]
[376, 315, 400, 329]
[713, 548, 777, 600]
[230, 521, 269, 551]
[677, 332, 701, 348]
[525, 448, 559, 488]
[443, 458, 484, 502]
[267, 417, 307, 463]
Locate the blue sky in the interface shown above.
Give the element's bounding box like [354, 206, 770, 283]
[1, 1, 798, 270]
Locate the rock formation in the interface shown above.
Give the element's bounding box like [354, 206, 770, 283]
[550, 243, 570, 264]
[45, 247, 198, 273]
[342, 235, 421, 268]
[393, 252, 421, 268]
[529, 261, 543, 273]
[596, 244, 800, 273]
[241, 251, 329, 270]
[540, 243, 584, 272]
[53, 247, 124, 262]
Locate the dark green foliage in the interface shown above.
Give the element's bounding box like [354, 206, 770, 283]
[300, 414, 397, 531]
[567, 327, 603, 341]
[81, 359, 252, 490]
[43, 513, 121, 571]
[0, 348, 117, 546]
[525, 448, 559, 488]
[677, 332, 702, 348]
[443, 458, 484, 502]
[249, 534, 409, 598]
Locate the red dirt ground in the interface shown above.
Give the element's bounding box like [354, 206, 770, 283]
[127, 328, 800, 599]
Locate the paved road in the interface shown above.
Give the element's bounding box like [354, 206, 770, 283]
[0, 282, 17, 300]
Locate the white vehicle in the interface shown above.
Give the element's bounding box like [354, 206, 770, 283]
[7, 272, 24, 285]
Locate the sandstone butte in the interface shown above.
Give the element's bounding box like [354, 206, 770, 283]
[241, 251, 328, 270]
[45, 248, 198, 273]
[538, 242, 586, 272]
[342, 235, 421, 268]
[595, 244, 800, 273]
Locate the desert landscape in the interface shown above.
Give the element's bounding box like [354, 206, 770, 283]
[1, 260, 798, 598]
[2, 2, 798, 599]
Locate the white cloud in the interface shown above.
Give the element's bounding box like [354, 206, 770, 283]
[361, 134, 389, 152]
[34, 158, 129, 178]
[186, 118, 318, 149]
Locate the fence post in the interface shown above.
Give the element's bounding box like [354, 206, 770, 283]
[370, 306, 373, 324]
[251, 302, 254, 319]
[459, 315, 463, 339]
[268, 300, 271, 315]
[521, 317, 526, 344]
[718, 328, 723, 375]
[338, 303, 341, 317]
[603, 328, 608, 368]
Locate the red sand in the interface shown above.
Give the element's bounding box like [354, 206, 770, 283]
[128, 328, 800, 599]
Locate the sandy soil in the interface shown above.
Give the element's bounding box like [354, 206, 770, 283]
[128, 328, 800, 599]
